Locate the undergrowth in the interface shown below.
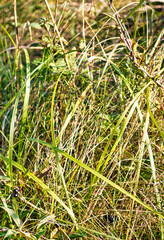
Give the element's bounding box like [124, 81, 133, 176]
[0, 0, 164, 239]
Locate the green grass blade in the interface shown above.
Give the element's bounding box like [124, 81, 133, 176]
[18, 49, 31, 157]
[80, 226, 123, 240]
[1, 206, 21, 227]
[21, 49, 31, 126]
[0, 93, 18, 118]
[0, 24, 16, 47]
[121, 0, 145, 24]
[8, 93, 20, 188]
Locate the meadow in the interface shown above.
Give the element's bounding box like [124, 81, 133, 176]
[0, 0, 164, 239]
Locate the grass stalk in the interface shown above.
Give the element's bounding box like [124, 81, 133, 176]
[13, 0, 19, 50]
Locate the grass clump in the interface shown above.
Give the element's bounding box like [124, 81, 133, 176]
[0, 0, 164, 239]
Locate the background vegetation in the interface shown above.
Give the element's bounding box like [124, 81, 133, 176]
[0, 0, 164, 239]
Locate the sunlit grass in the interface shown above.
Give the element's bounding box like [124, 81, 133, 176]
[0, 0, 164, 239]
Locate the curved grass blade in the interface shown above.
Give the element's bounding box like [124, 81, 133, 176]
[18, 49, 31, 158]
[4, 229, 18, 239]
[121, 0, 145, 24]
[80, 226, 123, 240]
[21, 49, 31, 126]
[1, 206, 21, 227]
[0, 24, 16, 47]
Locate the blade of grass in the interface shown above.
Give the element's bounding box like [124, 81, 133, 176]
[8, 86, 20, 188]
[21, 49, 30, 127]
[13, 0, 19, 49]
[121, 0, 145, 24]
[80, 225, 123, 240]
[1, 206, 21, 227]
[18, 49, 31, 158]
[0, 24, 16, 47]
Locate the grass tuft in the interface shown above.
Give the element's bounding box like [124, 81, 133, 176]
[0, 0, 163, 239]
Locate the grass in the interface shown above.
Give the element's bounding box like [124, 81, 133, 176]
[0, 0, 164, 239]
